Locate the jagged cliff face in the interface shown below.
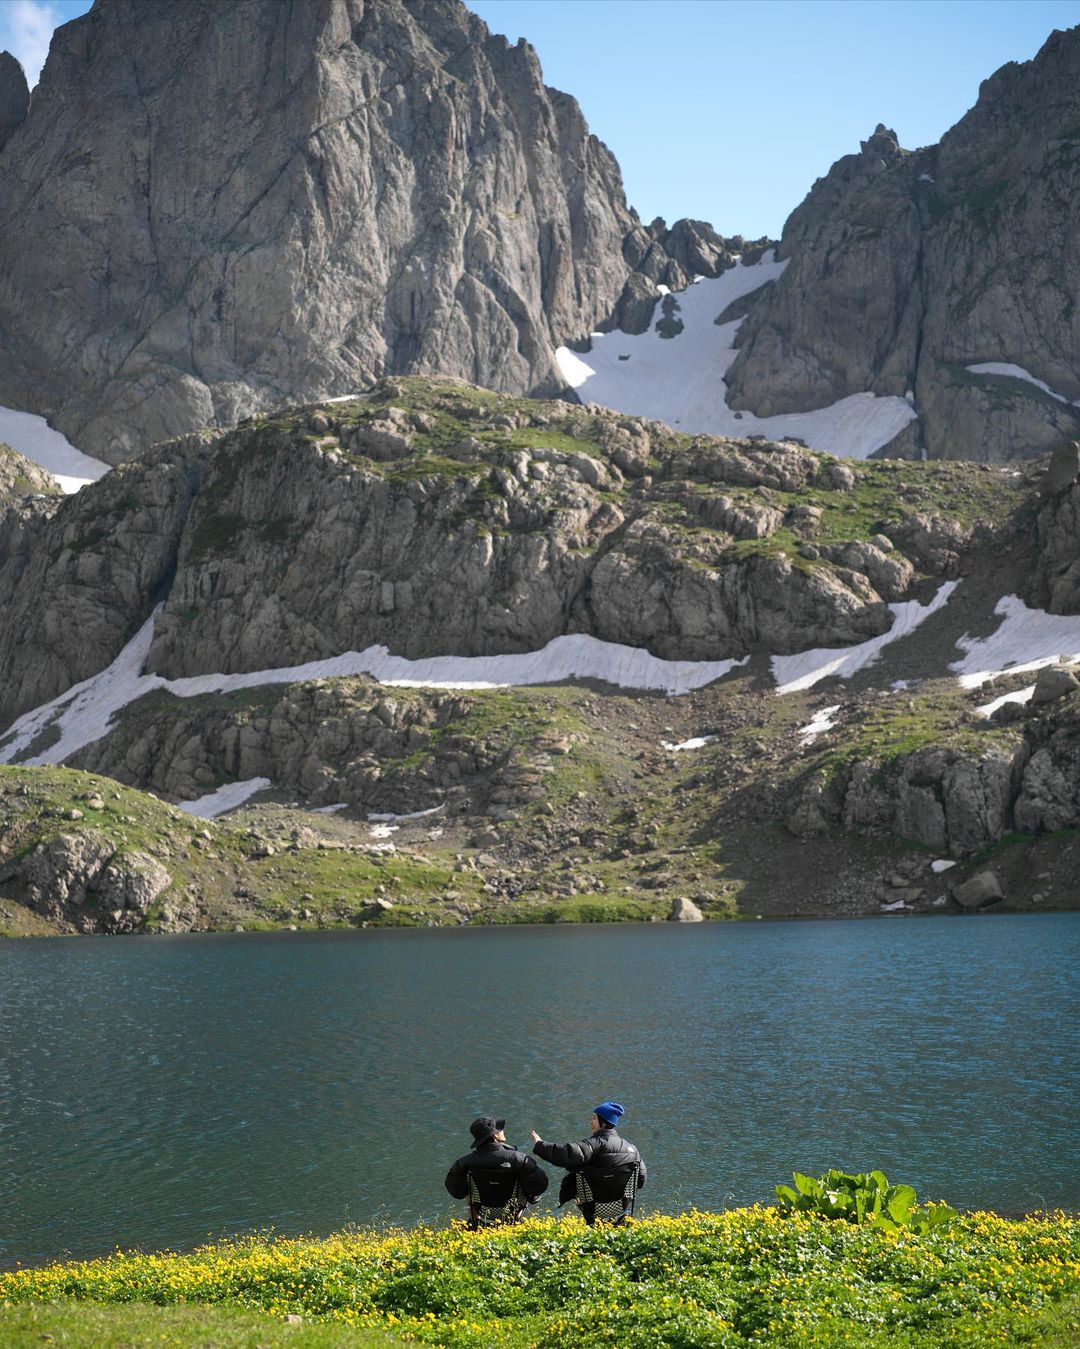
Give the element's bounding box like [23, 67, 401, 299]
[0, 0, 649, 461]
[5, 3, 1072, 469]
[726, 27, 1080, 463]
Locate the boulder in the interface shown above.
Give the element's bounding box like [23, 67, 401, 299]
[11, 831, 115, 911]
[1030, 664, 1079, 706]
[668, 896, 704, 922]
[96, 852, 171, 917]
[951, 871, 1005, 909]
[609, 272, 661, 336]
[1015, 745, 1080, 834]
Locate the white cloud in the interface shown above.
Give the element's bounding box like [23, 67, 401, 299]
[3, 0, 61, 88]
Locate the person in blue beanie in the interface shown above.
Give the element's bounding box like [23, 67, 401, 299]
[530, 1101, 646, 1225]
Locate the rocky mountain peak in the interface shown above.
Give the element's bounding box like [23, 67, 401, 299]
[726, 24, 1080, 463]
[859, 124, 904, 167]
[0, 0, 643, 461]
[0, 52, 29, 153]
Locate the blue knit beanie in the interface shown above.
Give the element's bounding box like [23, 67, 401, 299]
[594, 1100, 624, 1126]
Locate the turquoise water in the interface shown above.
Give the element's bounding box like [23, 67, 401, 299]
[1, 914, 1078, 1267]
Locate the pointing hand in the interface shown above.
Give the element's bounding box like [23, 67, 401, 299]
[530, 1130, 541, 1143]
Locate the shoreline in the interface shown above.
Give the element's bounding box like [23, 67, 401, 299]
[4, 902, 1079, 944]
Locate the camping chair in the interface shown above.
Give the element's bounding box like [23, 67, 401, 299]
[466, 1170, 528, 1230]
[574, 1163, 638, 1226]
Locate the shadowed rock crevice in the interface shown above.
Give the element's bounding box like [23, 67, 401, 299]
[0, 52, 29, 153]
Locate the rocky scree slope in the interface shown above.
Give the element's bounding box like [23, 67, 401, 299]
[0, 377, 1010, 728]
[0, 0, 759, 463]
[726, 26, 1080, 464]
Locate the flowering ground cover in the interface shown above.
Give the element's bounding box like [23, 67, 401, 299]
[1, 1208, 1077, 1347]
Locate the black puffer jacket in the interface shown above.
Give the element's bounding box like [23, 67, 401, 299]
[444, 1139, 549, 1206]
[533, 1128, 647, 1206]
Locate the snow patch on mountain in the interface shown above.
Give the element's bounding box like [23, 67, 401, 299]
[557, 254, 917, 458]
[177, 777, 271, 818]
[798, 705, 840, 742]
[661, 735, 716, 751]
[0, 614, 751, 768]
[0, 405, 110, 493]
[771, 582, 959, 695]
[966, 363, 1080, 406]
[976, 685, 1036, 718]
[952, 596, 1080, 688]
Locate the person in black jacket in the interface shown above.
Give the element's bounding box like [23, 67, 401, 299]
[530, 1100, 646, 1225]
[444, 1115, 548, 1229]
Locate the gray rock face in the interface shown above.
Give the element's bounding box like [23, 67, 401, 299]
[0, 52, 29, 153]
[126, 408, 896, 679]
[0, 434, 213, 724]
[727, 29, 1080, 463]
[0, 444, 61, 572]
[793, 744, 1017, 858]
[1039, 441, 1080, 499]
[1030, 480, 1080, 612]
[0, 829, 171, 932]
[0, 0, 643, 461]
[607, 218, 773, 335]
[71, 680, 543, 820]
[788, 672, 1080, 859]
[1013, 694, 1080, 832]
[0, 443, 57, 502]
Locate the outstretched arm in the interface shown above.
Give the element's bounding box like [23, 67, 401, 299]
[531, 1133, 599, 1170]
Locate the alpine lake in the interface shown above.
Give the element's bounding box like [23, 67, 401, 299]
[2, 913, 1078, 1269]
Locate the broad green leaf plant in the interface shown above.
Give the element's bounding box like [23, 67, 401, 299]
[775, 1168, 957, 1233]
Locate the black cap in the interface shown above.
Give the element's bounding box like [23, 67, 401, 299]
[469, 1115, 506, 1143]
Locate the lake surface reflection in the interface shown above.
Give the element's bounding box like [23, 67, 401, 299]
[2, 914, 1078, 1266]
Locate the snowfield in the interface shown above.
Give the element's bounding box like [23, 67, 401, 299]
[177, 777, 271, 818]
[556, 254, 918, 459]
[0, 405, 110, 493]
[771, 582, 958, 695]
[966, 363, 1080, 407]
[0, 612, 751, 770]
[951, 596, 1080, 688]
[10, 578, 1080, 820]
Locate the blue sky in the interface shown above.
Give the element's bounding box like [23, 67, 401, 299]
[4, 0, 1079, 237]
